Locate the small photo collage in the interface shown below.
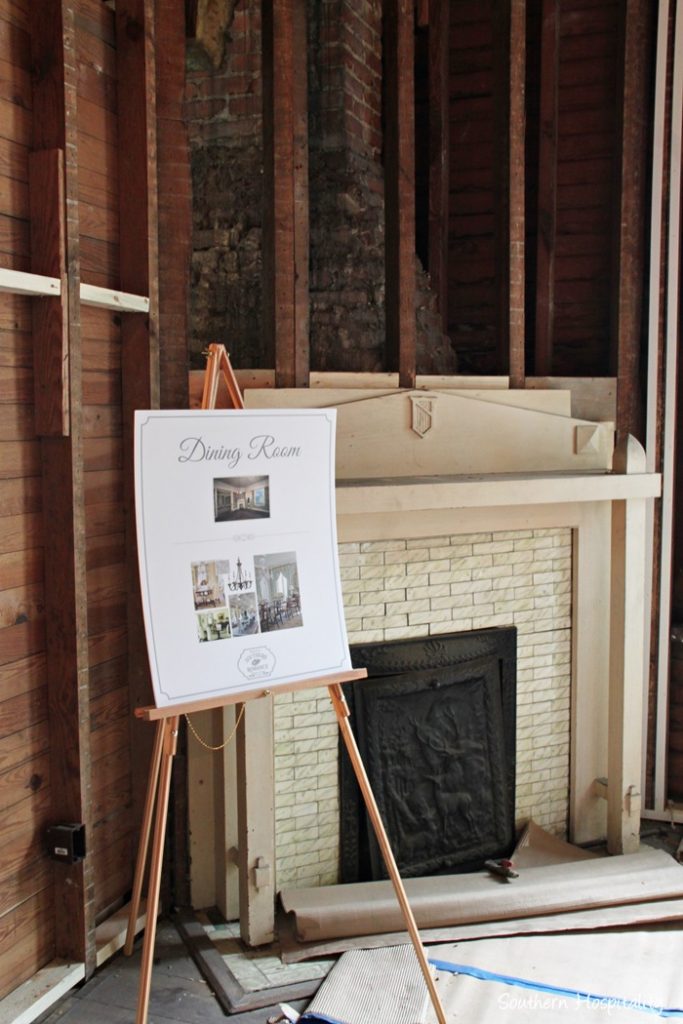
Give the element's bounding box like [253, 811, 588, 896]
[192, 552, 302, 643]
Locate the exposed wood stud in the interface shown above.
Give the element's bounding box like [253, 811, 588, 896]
[262, 0, 310, 388]
[29, 0, 95, 973]
[612, 0, 652, 443]
[385, 0, 417, 387]
[534, 0, 559, 376]
[428, 0, 449, 335]
[493, 0, 526, 384]
[156, 0, 193, 411]
[115, 0, 161, 870]
[416, 0, 429, 28]
[508, 0, 526, 386]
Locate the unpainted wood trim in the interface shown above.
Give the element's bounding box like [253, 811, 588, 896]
[79, 283, 149, 312]
[0, 267, 61, 297]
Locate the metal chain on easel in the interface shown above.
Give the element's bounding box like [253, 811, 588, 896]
[184, 703, 246, 751]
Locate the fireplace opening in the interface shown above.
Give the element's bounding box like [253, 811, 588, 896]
[341, 628, 517, 881]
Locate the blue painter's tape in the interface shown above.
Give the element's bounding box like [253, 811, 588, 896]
[428, 958, 683, 1019]
[299, 1015, 346, 1024]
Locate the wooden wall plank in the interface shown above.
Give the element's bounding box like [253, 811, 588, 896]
[0, 888, 54, 999]
[384, 0, 416, 386]
[0, 717, 49, 774]
[0, 786, 50, 860]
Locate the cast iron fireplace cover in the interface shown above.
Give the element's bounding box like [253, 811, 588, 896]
[342, 628, 516, 881]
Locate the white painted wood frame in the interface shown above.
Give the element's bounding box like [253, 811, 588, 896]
[652, 0, 683, 813]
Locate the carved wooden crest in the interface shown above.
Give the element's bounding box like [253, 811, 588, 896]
[410, 394, 436, 437]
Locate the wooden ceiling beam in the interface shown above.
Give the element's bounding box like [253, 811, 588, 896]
[384, 0, 417, 388]
[262, 0, 310, 388]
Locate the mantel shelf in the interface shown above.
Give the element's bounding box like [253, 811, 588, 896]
[336, 470, 661, 515]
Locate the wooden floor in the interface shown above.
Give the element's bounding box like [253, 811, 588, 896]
[38, 920, 309, 1024]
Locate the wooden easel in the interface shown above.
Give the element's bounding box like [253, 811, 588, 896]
[126, 346, 447, 1024]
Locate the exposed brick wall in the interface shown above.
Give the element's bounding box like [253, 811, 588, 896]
[274, 528, 571, 889]
[312, 0, 382, 162]
[185, 0, 265, 367]
[186, 0, 456, 374]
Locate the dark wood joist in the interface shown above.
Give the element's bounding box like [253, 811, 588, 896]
[156, 0, 192, 411]
[428, 0, 449, 335]
[29, 0, 95, 972]
[494, 0, 526, 385]
[155, 0, 192, 907]
[534, 0, 559, 376]
[114, 0, 161, 843]
[262, 0, 310, 388]
[385, 0, 417, 387]
[612, 0, 652, 443]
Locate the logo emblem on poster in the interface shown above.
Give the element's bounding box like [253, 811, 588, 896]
[238, 646, 276, 680]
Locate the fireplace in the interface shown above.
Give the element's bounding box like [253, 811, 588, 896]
[189, 383, 658, 945]
[340, 629, 516, 881]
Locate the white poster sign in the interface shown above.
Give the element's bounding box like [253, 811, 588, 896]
[135, 408, 351, 708]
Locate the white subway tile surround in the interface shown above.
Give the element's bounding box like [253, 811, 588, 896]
[274, 528, 572, 888]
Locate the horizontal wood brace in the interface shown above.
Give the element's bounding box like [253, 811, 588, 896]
[0, 267, 60, 297]
[0, 268, 149, 312]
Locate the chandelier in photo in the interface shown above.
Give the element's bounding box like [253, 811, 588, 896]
[227, 557, 253, 591]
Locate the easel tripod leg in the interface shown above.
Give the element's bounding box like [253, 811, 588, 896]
[125, 719, 165, 955]
[135, 716, 179, 1024]
[328, 684, 447, 1024]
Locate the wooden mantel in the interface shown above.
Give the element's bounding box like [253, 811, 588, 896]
[189, 382, 660, 941]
